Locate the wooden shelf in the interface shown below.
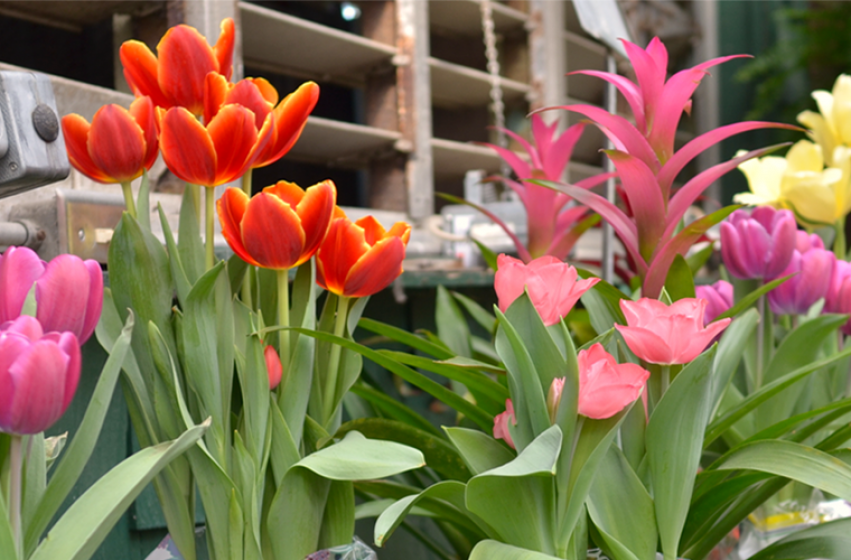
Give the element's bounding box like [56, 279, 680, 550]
[429, 0, 527, 36]
[239, 2, 396, 86]
[0, 1, 159, 31]
[287, 116, 402, 167]
[429, 57, 530, 108]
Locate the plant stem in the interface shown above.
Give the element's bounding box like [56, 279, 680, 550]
[277, 269, 290, 368]
[323, 295, 350, 423]
[120, 181, 137, 219]
[205, 187, 215, 271]
[241, 170, 254, 308]
[9, 434, 22, 558]
[836, 217, 847, 260]
[660, 365, 671, 396]
[756, 294, 765, 390]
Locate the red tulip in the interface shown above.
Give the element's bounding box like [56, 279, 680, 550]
[0, 316, 81, 435]
[159, 103, 270, 188]
[493, 399, 516, 449]
[0, 247, 103, 344]
[616, 298, 730, 365]
[217, 180, 337, 270]
[120, 18, 235, 115]
[494, 254, 599, 326]
[61, 96, 158, 184]
[577, 344, 650, 419]
[316, 216, 411, 298]
[265, 345, 283, 390]
[205, 75, 319, 169]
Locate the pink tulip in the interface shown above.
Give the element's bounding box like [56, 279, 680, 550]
[265, 344, 283, 390]
[768, 233, 835, 315]
[616, 298, 731, 365]
[720, 207, 797, 280]
[494, 254, 599, 326]
[542, 38, 794, 298]
[695, 280, 734, 325]
[493, 399, 516, 449]
[826, 260, 851, 335]
[0, 316, 81, 435]
[577, 344, 650, 419]
[0, 247, 103, 343]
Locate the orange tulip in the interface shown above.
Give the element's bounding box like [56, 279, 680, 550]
[205, 75, 319, 169]
[317, 216, 411, 298]
[120, 18, 235, 116]
[217, 180, 337, 269]
[61, 96, 158, 184]
[159, 103, 270, 187]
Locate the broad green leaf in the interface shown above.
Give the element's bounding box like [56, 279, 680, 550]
[349, 383, 442, 437]
[178, 183, 204, 285]
[686, 243, 714, 274]
[504, 293, 568, 389]
[317, 481, 354, 550]
[296, 431, 425, 480]
[29, 420, 208, 560]
[445, 427, 515, 475]
[267, 466, 331, 560]
[158, 203, 191, 307]
[337, 418, 471, 481]
[577, 271, 627, 334]
[587, 447, 656, 560]
[234, 329, 271, 464]
[647, 349, 716, 560]
[452, 291, 497, 334]
[437, 285, 473, 359]
[470, 238, 499, 271]
[23, 432, 46, 544]
[749, 517, 851, 560]
[663, 254, 695, 301]
[469, 540, 562, 560]
[466, 426, 561, 553]
[24, 313, 134, 555]
[269, 397, 300, 485]
[357, 317, 454, 359]
[438, 356, 505, 375]
[709, 309, 759, 422]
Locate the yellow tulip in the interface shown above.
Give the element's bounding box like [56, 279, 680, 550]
[732, 150, 786, 207]
[781, 140, 847, 225]
[797, 74, 851, 166]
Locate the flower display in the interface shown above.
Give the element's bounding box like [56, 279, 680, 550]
[218, 180, 337, 270]
[616, 298, 731, 365]
[494, 254, 599, 326]
[695, 281, 734, 326]
[768, 232, 835, 315]
[0, 316, 81, 435]
[493, 399, 516, 449]
[720, 207, 797, 280]
[577, 344, 650, 419]
[0, 247, 103, 343]
[61, 96, 158, 184]
[316, 215, 411, 298]
[120, 18, 235, 115]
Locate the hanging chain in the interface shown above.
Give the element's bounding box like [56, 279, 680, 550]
[481, 0, 511, 182]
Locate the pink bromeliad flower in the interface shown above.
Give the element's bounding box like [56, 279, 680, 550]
[480, 115, 610, 261]
[537, 37, 795, 298]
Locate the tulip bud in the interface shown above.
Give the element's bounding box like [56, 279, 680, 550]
[826, 260, 851, 335]
[577, 344, 650, 419]
[695, 280, 733, 326]
[492, 399, 516, 449]
[720, 207, 796, 280]
[547, 377, 565, 424]
[265, 344, 283, 390]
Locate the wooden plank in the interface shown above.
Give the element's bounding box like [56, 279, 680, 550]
[429, 57, 530, 108]
[287, 116, 402, 166]
[428, 0, 527, 36]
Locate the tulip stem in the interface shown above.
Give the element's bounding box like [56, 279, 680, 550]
[277, 269, 290, 368]
[660, 365, 671, 396]
[9, 434, 22, 558]
[241, 170, 254, 308]
[836, 218, 847, 260]
[323, 295, 350, 424]
[205, 187, 215, 271]
[756, 295, 765, 389]
[120, 181, 137, 219]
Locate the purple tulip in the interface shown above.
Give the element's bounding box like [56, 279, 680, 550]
[695, 280, 734, 326]
[0, 247, 103, 343]
[768, 232, 835, 315]
[720, 207, 797, 280]
[0, 316, 81, 435]
[825, 260, 851, 334]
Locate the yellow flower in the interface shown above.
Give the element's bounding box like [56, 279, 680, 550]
[732, 150, 786, 207]
[781, 140, 847, 225]
[797, 74, 851, 166]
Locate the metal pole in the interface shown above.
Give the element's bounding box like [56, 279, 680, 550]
[601, 53, 617, 283]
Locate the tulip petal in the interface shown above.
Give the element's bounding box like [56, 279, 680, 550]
[129, 97, 159, 170]
[343, 237, 406, 297]
[217, 188, 260, 267]
[35, 255, 90, 339]
[615, 325, 674, 364]
[255, 81, 319, 167]
[0, 333, 31, 430]
[0, 247, 44, 324]
[225, 79, 273, 129]
[88, 105, 146, 183]
[160, 107, 217, 186]
[356, 215, 387, 246]
[158, 25, 219, 115]
[317, 218, 369, 294]
[204, 71, 229, 125]
[207, 104, 259, 185]
[120, 41, 171, 108]
[8, 340, 69, 434]
[241, 192, 306, 269]
[214, 18, 236, 81]
[264, 180, 306, 207]
[295, 180, 336, 265]
[61, 115, 111, 183]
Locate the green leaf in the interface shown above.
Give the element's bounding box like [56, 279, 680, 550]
[470, 238, 499, 271]
[577, 270, 627, 334]
[267, 465, 331, 560]
[452, 291, 497, 334]
[466, 425, 561, 553]
[0, 473, 15, 560]
[663, 254, 695, 301]
[469, 540, 562, 560]
[444, 427, 515, 475]
[337, 418, 471, 481]
[349, 383, 442, 437]
[158, 204, 192, 307]
[136, 168, 151, 231]
[437, 356, 505, 375]
[748, 518, 851, 560]
[296, 431, 425, 480]
[358, 318, 454, 359]
[709, 309, 759, 421]
[647, 348, 716, 560]
[715, 274, 793, 321]
[269, 397, 300, 486]
[178, 183, 204, 285]
[29, 420, 208, 560]
[686, 242, 715, 274]
[24, 313, 134, 555]
[317, 481, 354, 550]
[436, 285, 473, 359]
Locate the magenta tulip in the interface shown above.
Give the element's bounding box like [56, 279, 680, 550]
[826, 260, 851, 335]
[695, 280, 734, 325]
[720, 207, 797, 280]
[0, 247, 103, 343]
[0, 316, 81, 435]
[493, 399, 516, 449]
[768, 232, 835, 315]
[577, 344, 650, 419]
[494, 254, 599, 326]
[616, 298, 731, 365]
